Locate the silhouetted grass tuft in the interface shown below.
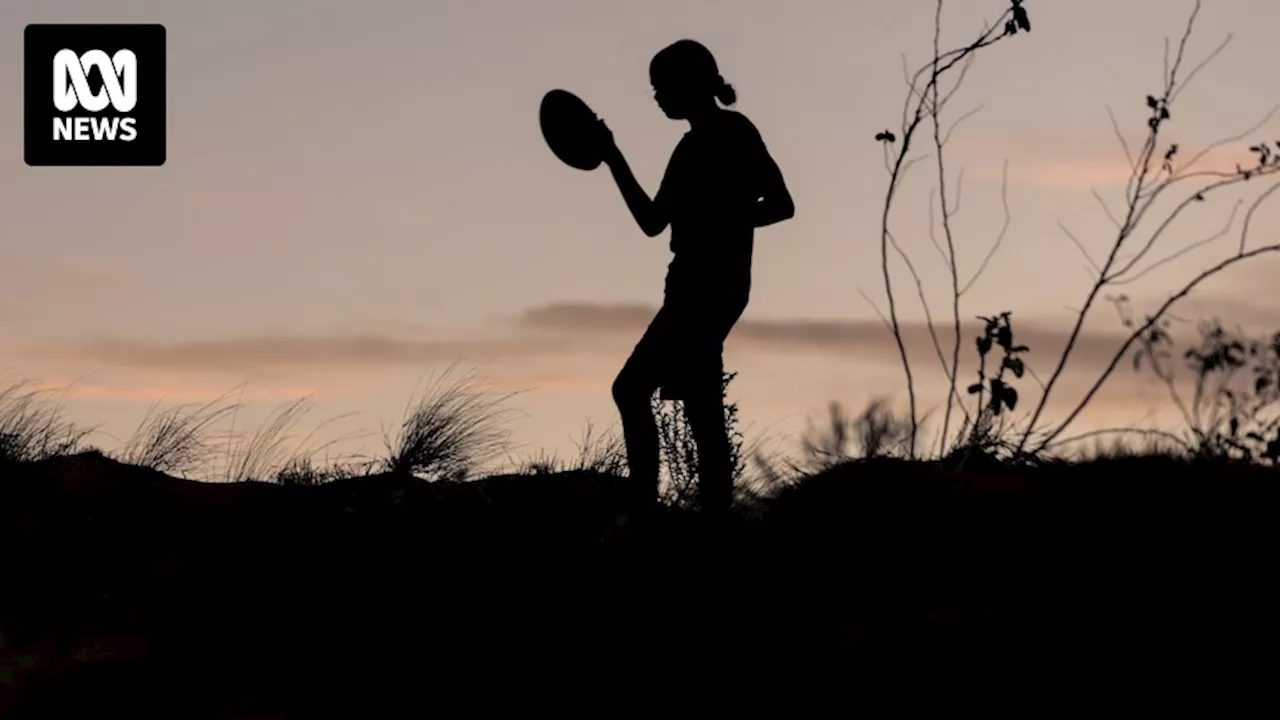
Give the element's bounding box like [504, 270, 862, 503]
[275, 455, 374, 486]
[380, 364, 518, 482]
[221, 396, 362, 483]
[116, 392, 239, 478]
[0, 380, 93, 464]
[512, 421, 627, 476]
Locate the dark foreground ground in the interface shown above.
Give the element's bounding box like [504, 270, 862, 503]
[2, 451, 1279, 718]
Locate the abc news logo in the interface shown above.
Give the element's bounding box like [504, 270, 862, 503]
[54, 49, 139, 142]
[25, 24, 166, 166]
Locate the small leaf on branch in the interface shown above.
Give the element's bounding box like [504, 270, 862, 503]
[1012, 2, 1031, 32]
[1002, 385, 1019, 411]
[996, 325, 1013, 351]
[967, 383, 983, 395]
[1003, 357, 1025, 378]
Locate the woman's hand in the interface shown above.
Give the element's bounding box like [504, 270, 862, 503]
[594, 118, 621, 166]
[596, 117, 668, 237]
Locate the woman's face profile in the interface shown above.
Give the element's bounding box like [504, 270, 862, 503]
[650, 68, 694, 120]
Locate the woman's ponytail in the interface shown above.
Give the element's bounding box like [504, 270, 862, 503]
[714, 77, 737, 106]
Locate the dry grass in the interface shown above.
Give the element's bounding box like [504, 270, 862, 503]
[114, 390, 363, 482]
[513, 420, 628, 476]
[275, 454, 376, 486]
[0, 366, 1231, 496]
[220, 396, 361, 483]
[379, 364, 519, 482]
[0, 380, 93, 464]
[116, 391, 240, 478]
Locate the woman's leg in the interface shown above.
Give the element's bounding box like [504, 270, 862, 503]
[612, 313, 668, 506]
[681, 303, 744, 519]
[684, 386, 733, 517]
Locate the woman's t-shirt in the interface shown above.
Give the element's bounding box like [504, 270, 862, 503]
[658, 110, 771, 306]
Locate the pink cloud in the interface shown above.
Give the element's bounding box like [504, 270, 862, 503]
[965, 138, 1258, 191]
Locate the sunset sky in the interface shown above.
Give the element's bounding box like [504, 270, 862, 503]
[2, 0, 1279, 476]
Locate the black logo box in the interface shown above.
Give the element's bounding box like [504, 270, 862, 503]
[24, 24, 166, 167]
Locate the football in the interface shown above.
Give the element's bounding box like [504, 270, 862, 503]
[539, 89, 605, 171]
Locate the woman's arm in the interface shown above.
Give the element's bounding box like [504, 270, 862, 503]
[751, 146, 794, 228]
[599, 122, 669, 238]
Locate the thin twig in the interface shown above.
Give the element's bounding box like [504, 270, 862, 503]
[1110, 199, 1242, 286]
[1107, 105, 1137, 173]
[1033, 241, 1280, 454]
[959, 158, 1012, 296]
[1045, 427, 1191, 452]
[878, 1, 1017, 457]
[1057, 220, 1101, 273]
[931, 0, 966, 456]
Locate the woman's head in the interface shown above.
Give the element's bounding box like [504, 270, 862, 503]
[649, 39, 736, 120]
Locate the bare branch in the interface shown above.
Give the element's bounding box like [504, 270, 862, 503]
[1110, 199, 1243, 286]
[900, 153, 931, 179]
[1111, 167, 1280, 281]
[1162, 37, 1171, 88]
[930, 0, 966, 457]
[1107, 105, 1137, 174]
[1045, 427, 1192, 452]
[1169, 31, 1232, 104]
[857, 287, 893, 334]
[1091, 187, 1122, 230]
[1164, 0, 1203, 92]
[888, 229, 962, 413]
[937, 53, 979, 114]
[943, 104, 985, 147]
[1174, 104, 1280, 176]
[927, 188, 950, 267]
[1109, 298, 1198, 433]
[959, 158, 1011, 296]
[1034, 240, 1280, 455]
[900, 52, 927, 133]
[877, 1, 1021, 456]
[1024, 363, 1049, 393]
[1057, 220, 1101, 273]
[948, 167, 966, 217]
[1238, 180, 1280, 254]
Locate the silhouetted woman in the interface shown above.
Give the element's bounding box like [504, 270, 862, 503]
[596, 39, 795, 521]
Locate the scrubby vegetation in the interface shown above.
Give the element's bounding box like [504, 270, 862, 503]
[1, 332, 1279, 716]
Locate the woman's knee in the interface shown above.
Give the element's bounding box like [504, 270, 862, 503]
[612, 371, 651, 411]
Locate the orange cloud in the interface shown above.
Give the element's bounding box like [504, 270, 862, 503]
[1015, 157, 1137, 190]
[966, 139, 1257, 191]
